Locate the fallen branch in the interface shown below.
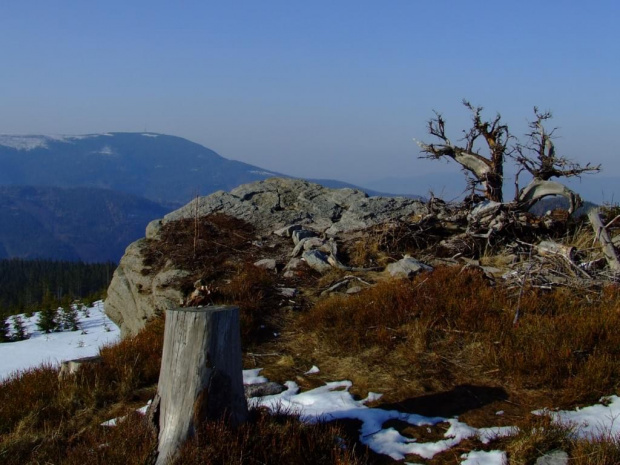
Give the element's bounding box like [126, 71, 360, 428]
[587, 207, 620, 272]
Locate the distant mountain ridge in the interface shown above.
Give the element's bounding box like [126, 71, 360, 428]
[0, 132, 423, 262]
[0, 133, 282, 207]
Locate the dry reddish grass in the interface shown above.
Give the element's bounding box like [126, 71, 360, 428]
[176, 407, 367, 465]
[4, 249, 620, 463]
[0, 317, 165, 464]
[292, 266, 620, 405]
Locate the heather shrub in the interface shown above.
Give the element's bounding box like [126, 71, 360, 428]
[297, 267, 620, 403]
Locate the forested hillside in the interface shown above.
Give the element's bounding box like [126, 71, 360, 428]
[0, 258, 114, 318]
[0, 185, 167, 262]
[0, 133, 280, 206]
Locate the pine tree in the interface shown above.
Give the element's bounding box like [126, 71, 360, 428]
[12, 316, 28, 340]
[60, 305, 80, 331]
[0, 317, 11, 342]
[80, 303, 90, 318]
[37, 307, 59, 333]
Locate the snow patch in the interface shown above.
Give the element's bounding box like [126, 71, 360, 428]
[534, 395, 620, 439]
[0, 134, 113, 151]
[93, 145, 115, 156]
[0, 301, 120, 381]
[243, 368, 268, 385]
[305, 365, 320, 375]
[460, 450, 507, 464]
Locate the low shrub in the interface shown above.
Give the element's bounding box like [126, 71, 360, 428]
[296, 266, 620, 403]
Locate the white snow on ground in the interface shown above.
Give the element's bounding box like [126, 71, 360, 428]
[3, 305, 620, 462]
[304, 365, 320, 374]
[534, 395, 620, 439]
[242, 368, 268, 385]
[460, 450, 507, 464]
[251, 380, 516, 461]
[0, 301, 120, 381]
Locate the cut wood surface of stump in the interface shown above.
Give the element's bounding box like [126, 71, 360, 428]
[151, 305, 248, 465]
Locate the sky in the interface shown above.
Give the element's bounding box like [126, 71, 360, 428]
[1, 1, 618, 198]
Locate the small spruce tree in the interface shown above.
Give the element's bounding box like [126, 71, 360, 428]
[12, 316, 28, 340]
[37, 307, 59, 333]
[80, 303, 90, 318]
[1, 317, 11, 342]
[60, 305, 80, 331]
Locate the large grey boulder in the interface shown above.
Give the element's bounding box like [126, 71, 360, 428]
[106, 178, 429, 337]
[105, 239, 189, 337]
[163, 178, 427, 235]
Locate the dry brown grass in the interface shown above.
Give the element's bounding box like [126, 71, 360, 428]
[5, 226, 620, 463]
[0, 317, 165, 464]
[291, 266, 620, 405]
[175, 407, 367, 465]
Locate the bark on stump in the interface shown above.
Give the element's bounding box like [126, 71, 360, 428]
[150, 306, 248, 465]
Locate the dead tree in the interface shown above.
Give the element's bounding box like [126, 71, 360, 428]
[149, 306, 248, 465]
[416, 100, 510, 203]
[514, 108, 600, 213]
[416, 103, 601, 215]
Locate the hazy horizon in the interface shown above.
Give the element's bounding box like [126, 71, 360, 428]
[1, 1, 618, 196]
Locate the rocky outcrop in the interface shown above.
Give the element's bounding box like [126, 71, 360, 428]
[163, 178, 427, 235]
[105, 239, 189, 337]
[105, 178, 429, 337]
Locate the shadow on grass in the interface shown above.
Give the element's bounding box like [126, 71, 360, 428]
[376, 384, 508, 418]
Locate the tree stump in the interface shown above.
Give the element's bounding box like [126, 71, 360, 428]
[150, 306, 248, 465]
[58, 355, 102, 380]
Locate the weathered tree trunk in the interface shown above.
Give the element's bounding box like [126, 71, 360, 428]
[150, 306, 248, 465]
[588, 208, 620, 272]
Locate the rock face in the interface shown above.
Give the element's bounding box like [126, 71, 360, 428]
[105, 178, 428, 337]
[163, 178, 426, 235]
[105, 240, 189, 337]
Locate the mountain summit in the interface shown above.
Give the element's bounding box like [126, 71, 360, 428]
[0, 133, 280, 207]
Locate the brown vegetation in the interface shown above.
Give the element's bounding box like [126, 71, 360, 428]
[292, 266, 620, 405]
[4, 211, 620, 463]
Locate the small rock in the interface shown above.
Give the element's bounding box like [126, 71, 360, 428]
[254, 258, 277, 271]
[274, 224, 302, 237]
[346, 286, 362, 294]
[291, 237, 326, 257]
[291, 237, 310, 257]
[292, 229, 317, 245]
[278, 287, 297, 298]
[284, 258, 303, 270]
[59, 356, 102, 380]
[302, 250, 332, 273]
[386, 257, 433, 278]
[244, 382, 286, 398]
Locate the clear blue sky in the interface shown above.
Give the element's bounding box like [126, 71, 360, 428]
[1, 1, 618, 196]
